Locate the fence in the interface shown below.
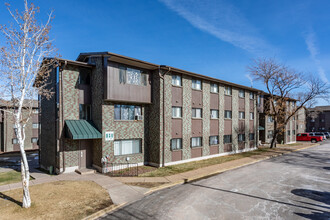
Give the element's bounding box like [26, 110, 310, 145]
[103, 162, 139, 177]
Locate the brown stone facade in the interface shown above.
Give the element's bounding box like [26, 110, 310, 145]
[39, 52, 260, 173]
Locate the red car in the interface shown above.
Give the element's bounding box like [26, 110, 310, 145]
[296, 133, 323, 143]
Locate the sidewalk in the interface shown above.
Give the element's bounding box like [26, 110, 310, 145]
[113, 143, 319, 188]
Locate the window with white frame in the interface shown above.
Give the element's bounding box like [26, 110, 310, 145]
[239, 111, 245, 119]
[31, 137, 38, 143]
[250, 112, 254, 120]
[114, 105, 142, 120]
[114, 139, 141, 156]
[224, 86, 232, 95]
[210, 110, 219, 119]
[224, 135, 232, 144]
[268, 116, 274, 123]
[267, 130, 273, 139]
[12, 138, 18, 144]
[172, 107, 182, 118]
[191, 137, 202, 147]
[249, 92, 254, 99]
[171, 138, 182, 150]
[192, 79, 202, 90]
[192, 108, 202, 118]
[119, 66, 148, 86]
[32, 123, 39, 129]
[249, 133, 255, 140]
[238, 134, 245, 142]
[210, 83, 218, 93]
[224, 110, 232, 119]
[239, 89, 245, 98]
[209, 136, 219, 145]
[172, 75, 182, 86]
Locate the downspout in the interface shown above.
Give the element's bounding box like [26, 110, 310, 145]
[158, 65, 171, 167]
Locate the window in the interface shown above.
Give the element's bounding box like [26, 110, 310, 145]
[224, 135, 232, 144]
[239, 89, 245, 98]
[114, 139, 141, 156]
[171, 138, 182, 150]
[119, 66, 148, 86]
[12, 138, 18, 144]
[287, 130, 290, 136]
[250, 112, 254, 120]
[79, 70, 91, 85]
[249, 92, 254, 99]
[192, 108, 202, 118]
[191, 137, 202, 147]
[267, 130, 274, 139]
[210, 83, 218, 93]
[192, 79, 202, 90]
[224, 86, 232, 95]
[32, 109, 39, 114]
[293, 130, 296, 135]
[238, 134, 245, 142]
[31, 137, 38, 143]
[79, 104, 91, 120]
[209, 136, 219, 145]
[224, 110, 232, 119]
[293, 116, 295, 121]
[32, 123, 39, 129]
[249, 133, 255, 141]
[239, 111, 245, 119]
[172, 75, 182, 86]
[210, 110, 219, 119]
[257, 95, 261, 106]
[267, 116, 274, 123]
[172, 107, 182, 118]
[311, 119, 315, 122]
[114, 105, 142, 120]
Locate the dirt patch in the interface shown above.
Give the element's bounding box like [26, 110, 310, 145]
[104, 165, 157, 177]
[0, 181, 112, 220]
[125, 182, 168, 188]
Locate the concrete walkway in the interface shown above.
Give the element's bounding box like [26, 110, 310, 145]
[113, 142, 318, 186]
[0, 171, 148, 205]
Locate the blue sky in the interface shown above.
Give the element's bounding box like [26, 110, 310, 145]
[1, 0, 329, 103]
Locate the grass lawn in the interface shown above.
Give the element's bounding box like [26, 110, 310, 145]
[125, 182, 168, 188]
[0, 181, 113, 220]
[140, 148, 272, 177]
[0, 170, 34, 186]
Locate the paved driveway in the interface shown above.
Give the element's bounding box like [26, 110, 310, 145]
[101, 141, 330, 220]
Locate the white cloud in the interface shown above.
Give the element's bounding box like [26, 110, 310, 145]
[304, 29, 329, 83]
[159, 0, 275, 54]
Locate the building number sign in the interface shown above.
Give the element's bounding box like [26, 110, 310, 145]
[105, 131, 114, 141]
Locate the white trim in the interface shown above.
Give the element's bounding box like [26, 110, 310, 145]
[285, 141, 296, 144]
[164, 147, 257, 166]
[101, 162, 144, 173]
[60, 166, 79, 173]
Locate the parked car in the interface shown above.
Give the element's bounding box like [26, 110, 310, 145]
[309, 132, 325, 141]
[297, 133, 323, 143]
[324, 132, 330, 139]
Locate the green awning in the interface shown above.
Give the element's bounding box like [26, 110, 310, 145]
[65, 120, 102, 140]
[259, 126, 265, 131]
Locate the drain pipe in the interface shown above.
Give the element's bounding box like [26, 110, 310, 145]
[159, 65, 171, 167]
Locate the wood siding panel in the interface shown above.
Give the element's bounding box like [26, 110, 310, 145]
[224, 120, 232, 135]
[192, 119, 202, 137]
[224, 96, 232, 110]
[239, 98, 245, 111]
[250, 100, 254, 111]
[171, 119, 182, 138]
[210, 120, 219, 136]
[191, 147, 202, 158]
[210, 145, 219, 155]
[210, 93, 219, 109]
[172, 86, 183, 106]
[171, 150, 182, 162]
[105, 62, 151, 103]
[224, 144, 232, 152]
[192, 90, 203, 108]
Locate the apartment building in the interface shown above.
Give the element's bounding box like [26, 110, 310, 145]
[296, 107, 306, 133]
[0, 100, 39, 153]
[39, 52, 260, 173]
[259, 95, 297, 144]
[306, 106, 330, 132]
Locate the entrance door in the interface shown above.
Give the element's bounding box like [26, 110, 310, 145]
[79, 140, 93, 168]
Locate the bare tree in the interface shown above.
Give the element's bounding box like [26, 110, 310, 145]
[248, 58, 329, 148]
[0, 0, 57, 208]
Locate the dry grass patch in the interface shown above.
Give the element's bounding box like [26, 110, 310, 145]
[0, 181, 112, 220]
[125, 182, 168, 188]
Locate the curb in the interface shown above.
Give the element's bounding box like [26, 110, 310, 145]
[84, 143, 320, 219]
